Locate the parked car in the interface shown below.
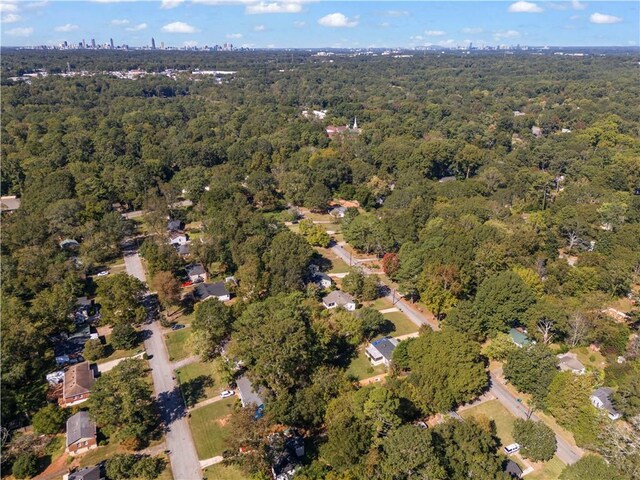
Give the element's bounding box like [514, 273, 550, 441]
[96, 270, 110, 277]
[504, 443, 520, 455]
[171, 324, 185, 331]
[220, 390, 234, 398]
[181, 281, 193, 288]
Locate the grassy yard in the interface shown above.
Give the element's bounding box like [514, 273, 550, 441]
[189, 398, 237, 460]
[460, 399, 517, 446]
[367, 297, 393, 310]
[165, 328, 192, 362]
[346, 348, 386, 381]
[572, 346, 606, 370]
[96, 334, 144, 364]
[203, 463, 249, 480]
[176, 359, 226, 407]
[527, 456, 565, 480]
[383, 311, 420, 337]
[78, 442, 126, 467]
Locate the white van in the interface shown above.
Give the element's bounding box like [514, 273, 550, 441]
[504, 443, 521, 455]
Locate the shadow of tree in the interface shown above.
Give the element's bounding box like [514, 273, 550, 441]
[180, 375, 214, 408]
[156, 387, 188, 427]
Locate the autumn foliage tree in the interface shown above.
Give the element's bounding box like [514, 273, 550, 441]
[381, 253, 400, 277]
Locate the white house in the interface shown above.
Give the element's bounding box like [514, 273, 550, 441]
[322, 291, 356, 311]
[590, 387, 621, 420]
[557, 353, 586, 375]
[329, 206, 347, 219]
[195, 282, 231, 302]
[365, 337, 399, 367]
[314, 272, 333, 289]
[169, 232, 189, 246]
[186, 263, 207, 283]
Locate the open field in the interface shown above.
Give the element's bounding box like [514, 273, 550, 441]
[189, 398, 236, 460]
[203, 463, 248, 480]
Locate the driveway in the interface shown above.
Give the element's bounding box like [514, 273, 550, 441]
[489, 373, 583, 465]
[330, 244, 439, 330]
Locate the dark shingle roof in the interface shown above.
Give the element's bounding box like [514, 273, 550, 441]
[63, 362, 95, 400]
[322, 290, 355, 307]
[237, 375, 264, 407]
[66, 411, 96, 446]
[68, 466, 102, 480]
[187, 264, 206, 276]
[195, 282, 229, 300]
[369, 337, 398, 361]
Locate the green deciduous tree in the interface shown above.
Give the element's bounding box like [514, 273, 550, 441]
[560, 455, 625, 480]
[88, 359, 156, 448]
[404, 330, 488, 415]
[110, 323, 138, 351]
[32, 404, 68, 434]
[83, 338, 108, 361]
[266, 230, 313, 294]
[96, 273, 146, 326]
[150, 271, 181, 309]
[482, 332, 518, 361]
[299, 219, 331, 247]
[513, 419, 557, 461]
[191, 299, 233, 361]
[12, 452, 39, 480]
[504, 344, 557, 407]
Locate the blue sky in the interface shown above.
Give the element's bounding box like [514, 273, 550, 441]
[1, 1, 638, 48]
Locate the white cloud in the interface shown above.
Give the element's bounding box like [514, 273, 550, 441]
[6, 26, 33, 36]
[246, 2, 302, 14]
[424, 30, 446, 36]
[24, 1, 49, 8]
[54, 23, 79, 32]
[508, 1, 543, 13]
[253, 24, 266, 31]
[590, 12, 622, 24]
[162, 21, 199, 33]
[410, 35, 424, 41]
[571, 0, 586, 10]
[183, 40, 198, 47]
[90, 0, 138, 3]
[126, 23, 147, 31]
[111, 19, 130, 26]
[0, 1, 19, 13]
[462, 27, 483, 34]
[318, 12, 358, 28]
[1, 12, 19, 23]
[385, 10, 409, 17]
[293, 20, 306, 28]
[226, 32, 243, 38]
[161, 0, 183, 8]
[494, 30, 521, 40]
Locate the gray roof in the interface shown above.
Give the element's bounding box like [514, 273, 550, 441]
[68, 466, 102, 480]
[505, 460, 523, 478]
[322, 290, 355, 307]
[177, 244, 189, 255]
[592, 387, 618, 415]
[66, 411, 96, 446]
[0, 196, 21, 211]
[557, 354, 585, 372]
[186, 264, 206, 276]
[196, 281, 229, 300]
[367, 337, 398, 361]
[315, 272, 332, 283]
[167, 219, 184, 231]
[237, 375, 264, 407]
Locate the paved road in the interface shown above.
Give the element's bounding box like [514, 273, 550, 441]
[123, 250, 202, 480]
[330, 244, 439, 330]
[489, 373, 583, 465]
[123, 252, 147, 283]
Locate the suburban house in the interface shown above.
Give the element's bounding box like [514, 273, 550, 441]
[590, 387, 621, 420]
[167, 219, 185, 232]
[509, 328, 533, 348]
[329, 206, 347, 219]
[365, 337, 399, 367]
[169, 232, 189, 246]
[313, 271, 333, 289]
[175, 243, 190, 256]
[66, 411, 97, 455]
[60, 362, 95, 408]
[237, 375, 265, 419]
[531, 126, 543, 138]
[557, 353, 586, 375]
[0, 195, 21, 213]
[186, 263, 208, 283]
[64, 466, 103, 480]
[270, 431, 305, 480]
[322, 291, 356, 311]
[60, 238, 81, 250]
[195, 281, 231, 302]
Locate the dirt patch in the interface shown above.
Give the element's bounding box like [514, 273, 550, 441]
[216, 414, 232, 427]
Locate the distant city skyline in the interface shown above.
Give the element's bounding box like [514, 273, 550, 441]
[1, 1, 638, 49]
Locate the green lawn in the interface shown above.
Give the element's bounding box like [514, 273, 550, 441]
[78, 442, 126, 467]
[367, 297, 393, 310]
[572, 346, 606, 370]
[527, 456, 565, 480]
[176, 360, 226, 407]
[460, 399, 517, 446]
[203, 463, 249, 480]
[189, 398, 237, 460]
[97, 334, 144, 364]
[383, 311, 420, 337]
[165, 328, 192, 361]
[346, 348, 386, 381]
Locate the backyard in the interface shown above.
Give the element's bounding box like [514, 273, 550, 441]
[189, 398, 237, 460]
[346, 348, 386, 381]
